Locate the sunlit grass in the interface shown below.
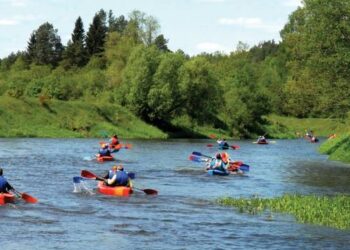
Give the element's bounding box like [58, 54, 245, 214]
[217, 194, 350, 230]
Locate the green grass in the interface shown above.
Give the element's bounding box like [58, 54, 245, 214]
[319, 133, 350, 163]
[217, 194, 350, 230]
[265, 114, 350, 139]
[0, 96, 167, 138]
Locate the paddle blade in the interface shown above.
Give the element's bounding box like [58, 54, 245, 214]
[192, 152, 212, 159]
[21, 193, 38, 203]
[73, 176, 83, 183]
[209, 134, 216, 139]
[189, 155, 205, 162]
[124, 144, 132, 149]
[81, 170, 97, 179]
[231, 145, 240, 150]
[239, 164, 250, 172]
[207, 144, 213, 147]
[143, 189, 158, 195]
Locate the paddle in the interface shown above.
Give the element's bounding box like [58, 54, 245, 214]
[12, 189, 38, 203]
[189, 155, 208, 163]
[99, 141, 133, 150]
[192, 151, 213, 159]
[80, 170, 135, 180]
[133, 187, 158, 195]
[80, 170, 156, 195]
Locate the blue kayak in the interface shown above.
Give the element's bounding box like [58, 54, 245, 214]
[207, 169, 229, 176]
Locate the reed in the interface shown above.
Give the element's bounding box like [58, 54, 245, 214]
[217, 194, 350, 230]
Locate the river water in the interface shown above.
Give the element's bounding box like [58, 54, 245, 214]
[0, 138, 349, 249]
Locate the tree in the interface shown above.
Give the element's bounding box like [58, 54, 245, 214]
[153, 34, 170, 52]
[147, 52, 186, 121]
[179, 57, 221, 124]
[62, 16, 88, 68]
[120, 45, 161, 120]
[86, 9, 108, 56]
[28, 22, 63, 66]
[129, 10, 160, 46]
[108, 10, 128, 33]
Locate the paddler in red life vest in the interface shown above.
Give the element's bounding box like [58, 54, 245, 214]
[0, 168, 14, 193]
[103, 165, 133, 187]
[109, 134, 121, 151]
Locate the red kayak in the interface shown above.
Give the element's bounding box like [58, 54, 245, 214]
[96, 155, 115, 162]
[97, 182, 133, 196]
[0, 193, 15, 205]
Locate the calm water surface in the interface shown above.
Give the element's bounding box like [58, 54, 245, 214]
[0, 138, 349, 249]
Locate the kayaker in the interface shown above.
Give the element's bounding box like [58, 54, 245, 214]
[207, 153, 227, 173]
[0, 168, 14, 193]
[109, 134, 120, 146]
[104, 165, 132, 187]
[98, 144, 111, 157]
[257, 135, 266, 143]
[217, 139, 229, 148]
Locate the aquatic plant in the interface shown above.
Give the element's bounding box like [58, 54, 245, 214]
[217, 194, 350, 230]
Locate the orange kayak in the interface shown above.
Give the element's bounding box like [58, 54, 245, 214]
[96, 155, 115, 162]
[97, 182, 133, 196]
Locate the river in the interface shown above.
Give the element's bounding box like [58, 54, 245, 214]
[0, 138, 349, 249]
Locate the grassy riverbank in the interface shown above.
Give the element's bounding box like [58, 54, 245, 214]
[217, 194, 350, 230]
[265, 114, 350, 139]
[0, 96, 167, 138]
[319, 133, 350, 163]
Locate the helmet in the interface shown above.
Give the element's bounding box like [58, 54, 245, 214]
[216, 153, 221, 159]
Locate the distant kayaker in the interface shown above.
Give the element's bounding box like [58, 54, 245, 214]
[217, 138, 229, 148]
[257, 135, 266, 143]
[109, 134, 120, 146]
[98, 144, 111, 157]
[0, 168, 14, 193]
[104, 165, 132, 187]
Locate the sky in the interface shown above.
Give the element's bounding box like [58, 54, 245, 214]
[0, 0, 302, 58]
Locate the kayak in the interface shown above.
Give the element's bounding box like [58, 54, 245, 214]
[96, 155, 115, 162]
[257, 140, 268, 144]
[97, 181, 133, 196]
[207, 169, 230, 176]
[0, 193, 15, 205]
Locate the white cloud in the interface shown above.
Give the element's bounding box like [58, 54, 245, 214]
[218, 17, 282, 33]
[196, 42, 230, 53]
[0, 19, 18, 25]
[195, 0, 226, 3]
[283, 0, 302, 7]
[7, 0, 28, 7]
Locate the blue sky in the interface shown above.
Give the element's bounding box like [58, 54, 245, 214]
[0, 0, 301, 58]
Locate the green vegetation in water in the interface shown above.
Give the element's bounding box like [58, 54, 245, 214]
[319, 133, 350, 163]
[217, 194, 350, 230]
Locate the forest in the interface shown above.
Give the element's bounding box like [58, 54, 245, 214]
[0, 0, 349, 138]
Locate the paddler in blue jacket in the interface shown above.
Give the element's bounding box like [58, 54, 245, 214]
[98, 144, 111, 157]
[104, 165, 132, 187]
[0, 168, 14, 193]
[207, 153, 228, 173]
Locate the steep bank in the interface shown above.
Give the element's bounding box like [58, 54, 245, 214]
[319, 133, 350, 163]
[0, 96, 167, 138]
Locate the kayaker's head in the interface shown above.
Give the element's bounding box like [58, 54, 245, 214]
[102, 144, 108, 149]
[112, 165, 124, 171]
[216, 153, 221, 160]
[0, 168, 2, 176]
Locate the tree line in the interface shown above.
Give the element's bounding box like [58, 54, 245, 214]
[0, 0, 349, 137]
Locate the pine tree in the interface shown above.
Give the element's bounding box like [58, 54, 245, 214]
[86, 10, 108, 56]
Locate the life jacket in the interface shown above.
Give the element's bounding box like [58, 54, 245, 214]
[111, 137, 119, 146]
[99, 148, 111, 156]
[108, 170, 129, 186]
[0, 176, 9, 193]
